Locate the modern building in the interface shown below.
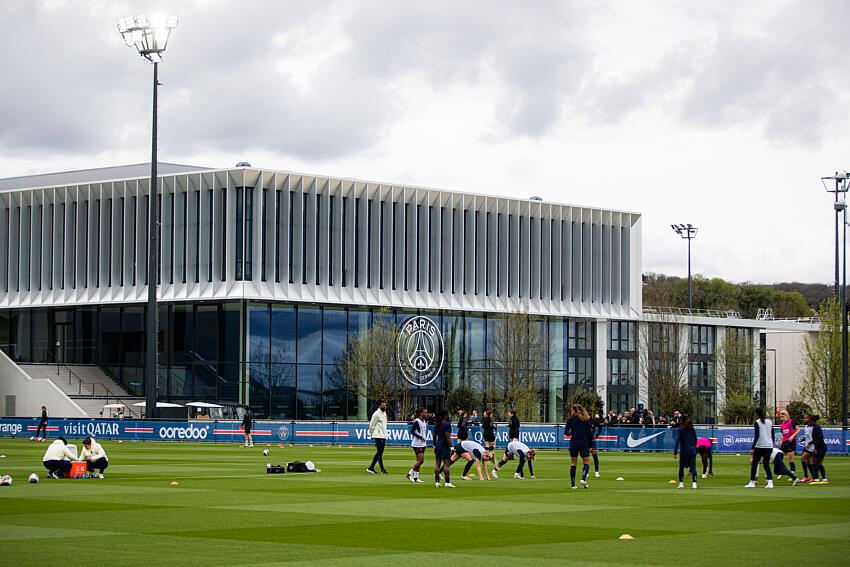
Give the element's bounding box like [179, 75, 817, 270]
[0, 163, 819, 422]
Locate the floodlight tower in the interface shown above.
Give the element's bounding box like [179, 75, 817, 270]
[824, 172, 850, 427]
[118, 14, 179, 419]
[671, 224, 698, 311]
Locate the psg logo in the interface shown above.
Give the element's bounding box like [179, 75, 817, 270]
[397, 316, 445, 387]
[277, 426, 288, 440]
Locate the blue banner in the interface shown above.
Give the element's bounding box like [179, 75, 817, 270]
[0, 418, 846, 454]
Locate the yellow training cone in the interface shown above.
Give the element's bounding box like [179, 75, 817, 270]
[619, 534, 634, 540]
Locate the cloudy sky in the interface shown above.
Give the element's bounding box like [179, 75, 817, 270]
[2, 0, 848, 285]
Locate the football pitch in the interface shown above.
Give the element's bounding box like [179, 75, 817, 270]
[0, 439, 848, 566]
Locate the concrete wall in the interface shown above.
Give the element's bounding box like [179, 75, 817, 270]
[0, 350, 87, 418]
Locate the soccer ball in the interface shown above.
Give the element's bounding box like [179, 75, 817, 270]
[262, 449, 270, 456]
[1, 475, 12, 486]
[28, 474, 39, 484]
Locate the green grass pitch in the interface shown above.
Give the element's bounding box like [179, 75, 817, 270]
[0, 439, 848, 566]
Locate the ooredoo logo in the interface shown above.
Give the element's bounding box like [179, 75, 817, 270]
[158, 425, 209, 440]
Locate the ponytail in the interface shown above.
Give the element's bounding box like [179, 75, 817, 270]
[754, 407, 765, 423]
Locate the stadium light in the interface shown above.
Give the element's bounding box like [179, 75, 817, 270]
[671, 224, 698, 311]
[118, 14, 179, 419]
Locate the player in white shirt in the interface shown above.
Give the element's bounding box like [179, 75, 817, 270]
[450, 439, 494, 480]
[799, 417, 815, 482]
[494, 440, 536, 479]
[407, 407, 428, 483]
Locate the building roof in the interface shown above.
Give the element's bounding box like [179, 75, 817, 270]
[0, 163, 212, 192]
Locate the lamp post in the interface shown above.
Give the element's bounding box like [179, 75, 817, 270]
[671, 224, 698, 311]
[823, 172, 849, 428]
[118, 15, 179, 419]
[766, 348, 777, 416]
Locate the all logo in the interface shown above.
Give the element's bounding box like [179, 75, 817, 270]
[397, 316, 445, 387]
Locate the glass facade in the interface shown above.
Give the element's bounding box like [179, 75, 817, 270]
[607, 321, 636, 414]
[688, 325, 716, 423]
[0, 301, 600, 421]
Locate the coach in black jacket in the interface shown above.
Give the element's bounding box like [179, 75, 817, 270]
[456, 410, 469, 441]
[508, 410, 520, 441]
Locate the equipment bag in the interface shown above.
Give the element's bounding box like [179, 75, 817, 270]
[287, 461, 310, 473]
[266, 464, 286, 474]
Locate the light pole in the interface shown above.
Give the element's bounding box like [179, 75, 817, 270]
[766, 348, 777, 416]
[118, 15, 179, 419]
[671, 224, 698, 311]
[823, 172, 849, 428]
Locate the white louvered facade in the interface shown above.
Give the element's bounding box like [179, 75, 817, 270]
[0, 165, 642, 318]
[0, 168, 641, 319]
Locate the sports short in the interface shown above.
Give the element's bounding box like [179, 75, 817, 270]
[483, 434, 495, 443]
[503, 449, 515, 461]
[569, 444, 590, 458]
[434, 447, 451, 460]
[813, 445, 828, 460]
[780, 440, 795, 453]
[412, 446, 425, 455]
[453, 443, 468, 457]
[243, 426, 252, 435]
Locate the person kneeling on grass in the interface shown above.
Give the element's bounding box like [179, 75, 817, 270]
[750, 448, 799, 486]
[450, 439, 494, 481]
[42, 436, 77, 479]
[494, 440, 535, 479]
[81, 436, 108, 478]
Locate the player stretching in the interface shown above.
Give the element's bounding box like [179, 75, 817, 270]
[589, 413, 603, 478]
[674, 417, 698, 489]
[433, 410, 455, 487]
[407, 407, 428, 483]
[494, 440, 536, 479]
[696, 437, 713, 478]
[799, 415, 814, 482]
[778, 410, 799, 480]
[749, 448, 799, 486]
[451, 439, 494, 480]
[564, 404, 593, 488]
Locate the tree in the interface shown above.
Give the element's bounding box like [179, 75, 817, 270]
[785, 400, 813, 424]
[799, 297, 845, 424]
[637, 312, 694, 418]
[334, 308, 409, 420]
[485, 305, 551, 422]
[446, 384, 480, 416]
[568, 388, 603, 417]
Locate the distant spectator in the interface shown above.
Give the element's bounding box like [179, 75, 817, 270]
[629, 408, 640, 426]
[605, 410, 616, 426]
[508, 410, 520, 441]
[670, 410, 683, 428]
[645, 410, 655, 426]
[621, 411, 630, 425]
[456, 410, 469, 441]
[469, 410, 480, 425]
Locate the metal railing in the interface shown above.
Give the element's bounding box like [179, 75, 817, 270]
[57, 365, 122, 402]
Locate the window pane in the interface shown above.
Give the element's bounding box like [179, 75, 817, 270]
[247, 303, 270, 362]
[297, 364, 322, 419]
[323, 307, 347, 364]
[297, 306, 322, 363]
[271, 304, 296, 363]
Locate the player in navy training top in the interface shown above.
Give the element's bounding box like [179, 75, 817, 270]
[673, 417, 698, 489]
[589, 413, 603, 478]
[564, 404, 593, 488]
[433, 410, 455, 487]
[807, 415, 828, 484]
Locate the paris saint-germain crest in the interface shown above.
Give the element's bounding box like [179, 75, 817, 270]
[397, 316, 445, 387]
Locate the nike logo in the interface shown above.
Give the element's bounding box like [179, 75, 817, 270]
[626, 431, 665, 448]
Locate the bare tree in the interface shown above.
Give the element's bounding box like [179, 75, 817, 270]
[638, 312, 694, 418]
[485, 305, 551, 421]
[715, 328, 760, 424]
[799, 297, 844, 423]
[334, 308, 410, 420]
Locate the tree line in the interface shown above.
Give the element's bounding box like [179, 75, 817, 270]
[642, 272, 815, 318]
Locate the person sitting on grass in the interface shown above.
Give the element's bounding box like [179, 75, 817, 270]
[81, 436, 108, 478]
[450, 439, 494, 481]
[42, 436, 77, 479]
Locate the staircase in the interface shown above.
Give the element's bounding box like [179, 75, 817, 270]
[18, 364, 144, 418]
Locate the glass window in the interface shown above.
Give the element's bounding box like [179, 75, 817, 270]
[172, 304, 193, 364]
[323, 307, 347, 364]
[464, 312, 485, 368]
[297, 364, 322, 419]
[269, 363, 295, 419]
[270, 304, 296, 363]
[323, 364, 347, 420]
[248, 362, 270, 419]
[194, 304, 218, 363]
[247, 303, 270, 362]
[297, 306, 322, 363]
[220, 303, 241, 364]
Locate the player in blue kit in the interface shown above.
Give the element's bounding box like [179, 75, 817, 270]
[564, 404, 593, 489]
[433, 410, 455, 487]
[673, 417, 698, 489]
[451, 439, 494, 480]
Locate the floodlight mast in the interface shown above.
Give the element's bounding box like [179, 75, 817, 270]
[118, 15, 178, 419]
[671, 224, 698, 311]
[824, 172, 850, 427]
